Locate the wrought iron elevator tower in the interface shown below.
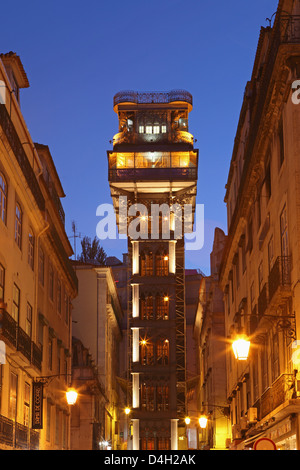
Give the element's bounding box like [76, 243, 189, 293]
[108, 90, 198, 450]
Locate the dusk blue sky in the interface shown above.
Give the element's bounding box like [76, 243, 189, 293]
[0, 0, 278, 274]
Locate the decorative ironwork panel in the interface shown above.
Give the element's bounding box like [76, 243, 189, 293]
[15, 422, 28, 449]
[0, 309, 17, 348]
[17, 326, 31, 361]
[114, 90, 193, 107]
[0, 414, 13, 446]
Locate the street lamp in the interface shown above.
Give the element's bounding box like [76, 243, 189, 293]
[184, 416, 191, 425]
[232, 334, 251, 361]
[66, 388, 78, 405]
[198, 415, 208, 429]
[125, 407, 131, 415]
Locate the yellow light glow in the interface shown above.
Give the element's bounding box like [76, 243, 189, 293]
[232, 335, 251, 361]
[185, 417, 191, 425]
[164, 256, 169, 261]
[140, 339, 147, 346]
[164, 296, 169, 302]
[199, 415, 208, 429]
[125, 407, 131, 415]
[66, 388, 78, 405]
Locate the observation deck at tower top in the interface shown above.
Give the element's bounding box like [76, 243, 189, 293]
[113, 90, 193, 112]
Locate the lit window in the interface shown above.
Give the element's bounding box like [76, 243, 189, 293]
[153, 125, 160, 134]
[15, 203, 22, 249]
[145, 126, 153, 134]
[139, 126, 144, 134]
[26, 303, 32, 338]
[28, 230, 35, 270]
[12, 283, 20, 322]
[161, 125, 167, 133]
[0, 172, 7, 224]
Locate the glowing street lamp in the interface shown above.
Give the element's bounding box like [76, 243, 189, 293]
[66, 388, 78, 405]
[125, 407, 131, 415]
[198, 415, 208, 429]
[232, 335, 251, 361]
[184, 416, 191, 425]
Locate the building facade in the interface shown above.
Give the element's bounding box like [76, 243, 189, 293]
[71, 262, 124, 450]
[108, 90, 199, 450]
[219, 1, 300, 450]
[194, 228, 230, 450]
[0, 52, 77, 449]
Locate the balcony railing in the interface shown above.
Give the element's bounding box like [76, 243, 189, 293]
[0, 414, 40, 449]
[0, 309, 42, 371]
[259, 374, 295, 419]
[109, 167, 198, 182]
[268, 256, 292, 303]
[113, 90, 193, 107]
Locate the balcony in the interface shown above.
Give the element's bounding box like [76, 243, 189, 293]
[0, 414, 39, 449]
[109, 167, 197, 183]
[112, 130, 194, 147]
[268, 256, 292, 305]
[113, 90, 193, 108]
[259, 374, 295, 419]
[0, 309, 42, 371]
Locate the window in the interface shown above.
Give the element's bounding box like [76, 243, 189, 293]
[268, 237, 274, 273]
[12, 284, 20, 322]
[258, 261, 263, 293]
[141, 295, 154, 320]
[48, 337, 53, 371]
[15, 203, 22, 249]
[49, 264, 54, 301]
[156, 338, 169, 365]
[0, 264, 4, 300]
[155, 252, 169, 276]
[140, 339, 154, 365]
[46, 401, 51, 441]
[153, 125, 160, 134]
[39, 248, 45, 286]
[280, 205, 289, 258]
[145, 125, 153, 134]
[139, 125, 144, 134]
[55, 407, 60, 446]
[9, 372, 18, 420]
[265, 160, 271, 200]
[161, 125, 167, 133]
[23, 382, 30, 426]
[156, 295, 169, 320]
[28, 230, 35, 270]
[57, 279, 62, 315]
[272, 332, 280, 381]
[141, 384, 155, 411]
[26, 303, 32, 338]
[140, 252, 153, 276]
[157, 386, 169, 411]
[64, 293, 69, 325]
[0, 172, 7, 223]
